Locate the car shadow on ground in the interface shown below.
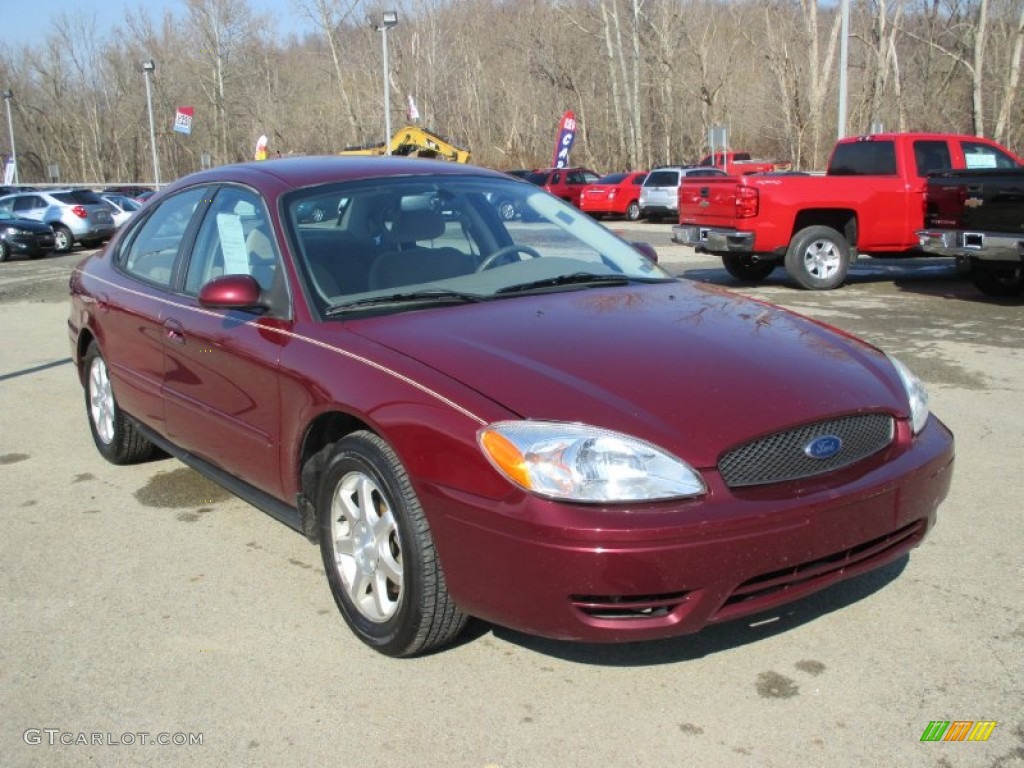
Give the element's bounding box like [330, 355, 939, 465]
[470, 555, 909, 665]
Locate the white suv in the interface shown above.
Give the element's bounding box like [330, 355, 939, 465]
[639, 166, 727, 223]
[0, 188, 116, 252]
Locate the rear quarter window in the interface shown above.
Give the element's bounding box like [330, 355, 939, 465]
[828, 141, 897, 175]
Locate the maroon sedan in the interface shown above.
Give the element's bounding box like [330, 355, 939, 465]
[69, 157, 954, 656]
[580, 170, 648, 221]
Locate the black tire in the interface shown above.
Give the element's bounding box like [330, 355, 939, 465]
[784, 225, 850, 290]
[83, 343, 156, 464]
[316, 432, 467, 657]
[722, 253, 776, 282]
[311, 207, 326, 222]
[0, 240, 9, 262]
[971, 262, 1024, 297]
[647, 213, 662, 223]
[52, 225, 74, 253]
[495, 199, 517, 221]
[626, 201, 641, 221]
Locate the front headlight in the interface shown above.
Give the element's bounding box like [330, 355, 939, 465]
[888, 356, 929, 434]
[2, 226, 29, 236]
[478, 421, 705, 503]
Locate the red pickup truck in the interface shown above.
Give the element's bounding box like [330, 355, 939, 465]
[698, 151, 789, 175]
[675, 132, 1023, 289]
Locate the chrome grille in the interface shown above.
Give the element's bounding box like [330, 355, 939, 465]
[718, 413, 894, 488]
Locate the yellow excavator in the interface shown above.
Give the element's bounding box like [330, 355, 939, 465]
[339, 125, 472, 163]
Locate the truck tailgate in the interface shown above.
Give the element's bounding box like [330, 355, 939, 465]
[678, 177, 742, 225]
[926, 168, 1024, 232]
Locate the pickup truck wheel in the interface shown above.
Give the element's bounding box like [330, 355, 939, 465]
[785, 225, 850, 290]
[971, 262, 1024, 297]
[317, 432, 468, 656]
[722, 254, 776, 282]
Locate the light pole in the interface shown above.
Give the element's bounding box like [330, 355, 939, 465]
[142, 59, 161, 186]
[373, 11, 399, 155]
[2, 89, 18, 185]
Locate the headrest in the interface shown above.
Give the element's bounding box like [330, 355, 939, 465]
[389, 209, 445, 243]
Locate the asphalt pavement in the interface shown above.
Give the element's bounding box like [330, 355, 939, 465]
[1, 230, 1021, 767]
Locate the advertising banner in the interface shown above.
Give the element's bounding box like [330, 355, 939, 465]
[552, 110, 576, 169]
[173, 107, 194, 135]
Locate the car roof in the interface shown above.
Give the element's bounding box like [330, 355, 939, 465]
[160, 156, 510, 198]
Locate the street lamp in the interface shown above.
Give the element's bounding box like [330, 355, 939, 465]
[141, 59, 161, 186]
[2, 89, 18, 185]
[372, 11, 399, 155]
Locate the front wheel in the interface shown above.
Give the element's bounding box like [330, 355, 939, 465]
[83, 343, 156, 464]
[0, 240, 9, 262]
[971, 262, 1024, 297]
[52, 225, 74, 253]
[495, 199, 517, 221]
[784, 225, 850, 290]
[722, 253, 776, 282]
[316, 432, 467, 656]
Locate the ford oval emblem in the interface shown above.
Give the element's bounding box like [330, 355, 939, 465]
[804, 435, 842, 460]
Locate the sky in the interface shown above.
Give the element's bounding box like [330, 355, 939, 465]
[3, 0, 315, 48]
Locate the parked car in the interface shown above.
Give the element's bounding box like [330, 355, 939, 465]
[674, 132, 1023, 289]
[487, 169, 535, 221]
[580, 170, 648, 220]
[101, 194, 143, 229]
[102, 185, 155, 201]
[0, 188, 115, 252]
[523, 166, 601, 208]
[0, 210, 56, 262]
[69, 155, 954, 657]
[639, 166, 728, 222]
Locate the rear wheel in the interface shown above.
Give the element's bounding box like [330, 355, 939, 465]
[626, 201, 641, 221]
[83, 343, 156, 464]
[52, 225, 74, 253]
[316, 432, 467, 656]
[722, 253, 776, 282]
[784, 225, 850, 290]
[971, 261, 1024, 297]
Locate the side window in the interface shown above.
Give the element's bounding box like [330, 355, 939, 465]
[184, 187, 279, 296]
[0, 199, 12, 213]
[121, 186, 209, 288]
[567, 171, 583, 185]
[961, 141, 1020, 170]
[914, 141, 952, 176]
[13, 196, 39, 212]
[551, 171, 561, 185]
[633, 175, 647, 186]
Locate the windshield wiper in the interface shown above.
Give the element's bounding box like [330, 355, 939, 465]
[495, 272, 659, 296]
[325, 289, 485, 316]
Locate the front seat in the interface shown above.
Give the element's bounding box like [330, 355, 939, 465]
[367, 209, 474, 290]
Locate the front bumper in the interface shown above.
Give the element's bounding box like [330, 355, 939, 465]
[673, 224, 755, 253]
[425, 416, 954, 642]
[3, 231, 56, 256]
[917, 229, 1024, 263]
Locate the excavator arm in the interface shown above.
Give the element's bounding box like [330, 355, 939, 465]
[340, 125, 471, 163]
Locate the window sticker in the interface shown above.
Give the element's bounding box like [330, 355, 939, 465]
[216, 213, 251, 275]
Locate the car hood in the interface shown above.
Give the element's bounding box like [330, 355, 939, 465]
[1, 217, 53, 232]
[346, 281, 907, 467]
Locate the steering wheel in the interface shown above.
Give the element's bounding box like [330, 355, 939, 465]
[476, 244, 542, 272]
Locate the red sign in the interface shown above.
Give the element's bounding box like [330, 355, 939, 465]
[173, 107, 194, 135]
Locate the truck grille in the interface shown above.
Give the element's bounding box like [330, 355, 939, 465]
[718, 413, 894, 488]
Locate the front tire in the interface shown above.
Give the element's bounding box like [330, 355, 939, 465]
[722, 253, 776, 282]
[0, 240, 9, 262]
[316, 432, 467, 656]
[495, 199, 517, 221]
[83, 343, 156, 464]
[52, 225, 74, 253]
[784, 225, 850, 290]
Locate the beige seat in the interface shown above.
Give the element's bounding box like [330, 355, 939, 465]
[367, 209, 474, 290]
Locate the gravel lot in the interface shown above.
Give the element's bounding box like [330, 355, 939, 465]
[2, 231, 1021, 768]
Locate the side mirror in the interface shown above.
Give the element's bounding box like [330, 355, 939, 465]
[631, 241, 658, 264]
[198, 274, 266, 311]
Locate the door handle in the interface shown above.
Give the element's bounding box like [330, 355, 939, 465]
[163, 318, 185, 345]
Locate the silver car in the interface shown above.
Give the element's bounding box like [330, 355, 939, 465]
[0, 188, 116, 252]
[639, 166, 727, 223]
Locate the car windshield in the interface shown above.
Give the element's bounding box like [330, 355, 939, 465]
[284, 175, 670, 317]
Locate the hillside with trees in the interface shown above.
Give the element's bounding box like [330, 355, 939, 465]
[0, 0, 1021, 183]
